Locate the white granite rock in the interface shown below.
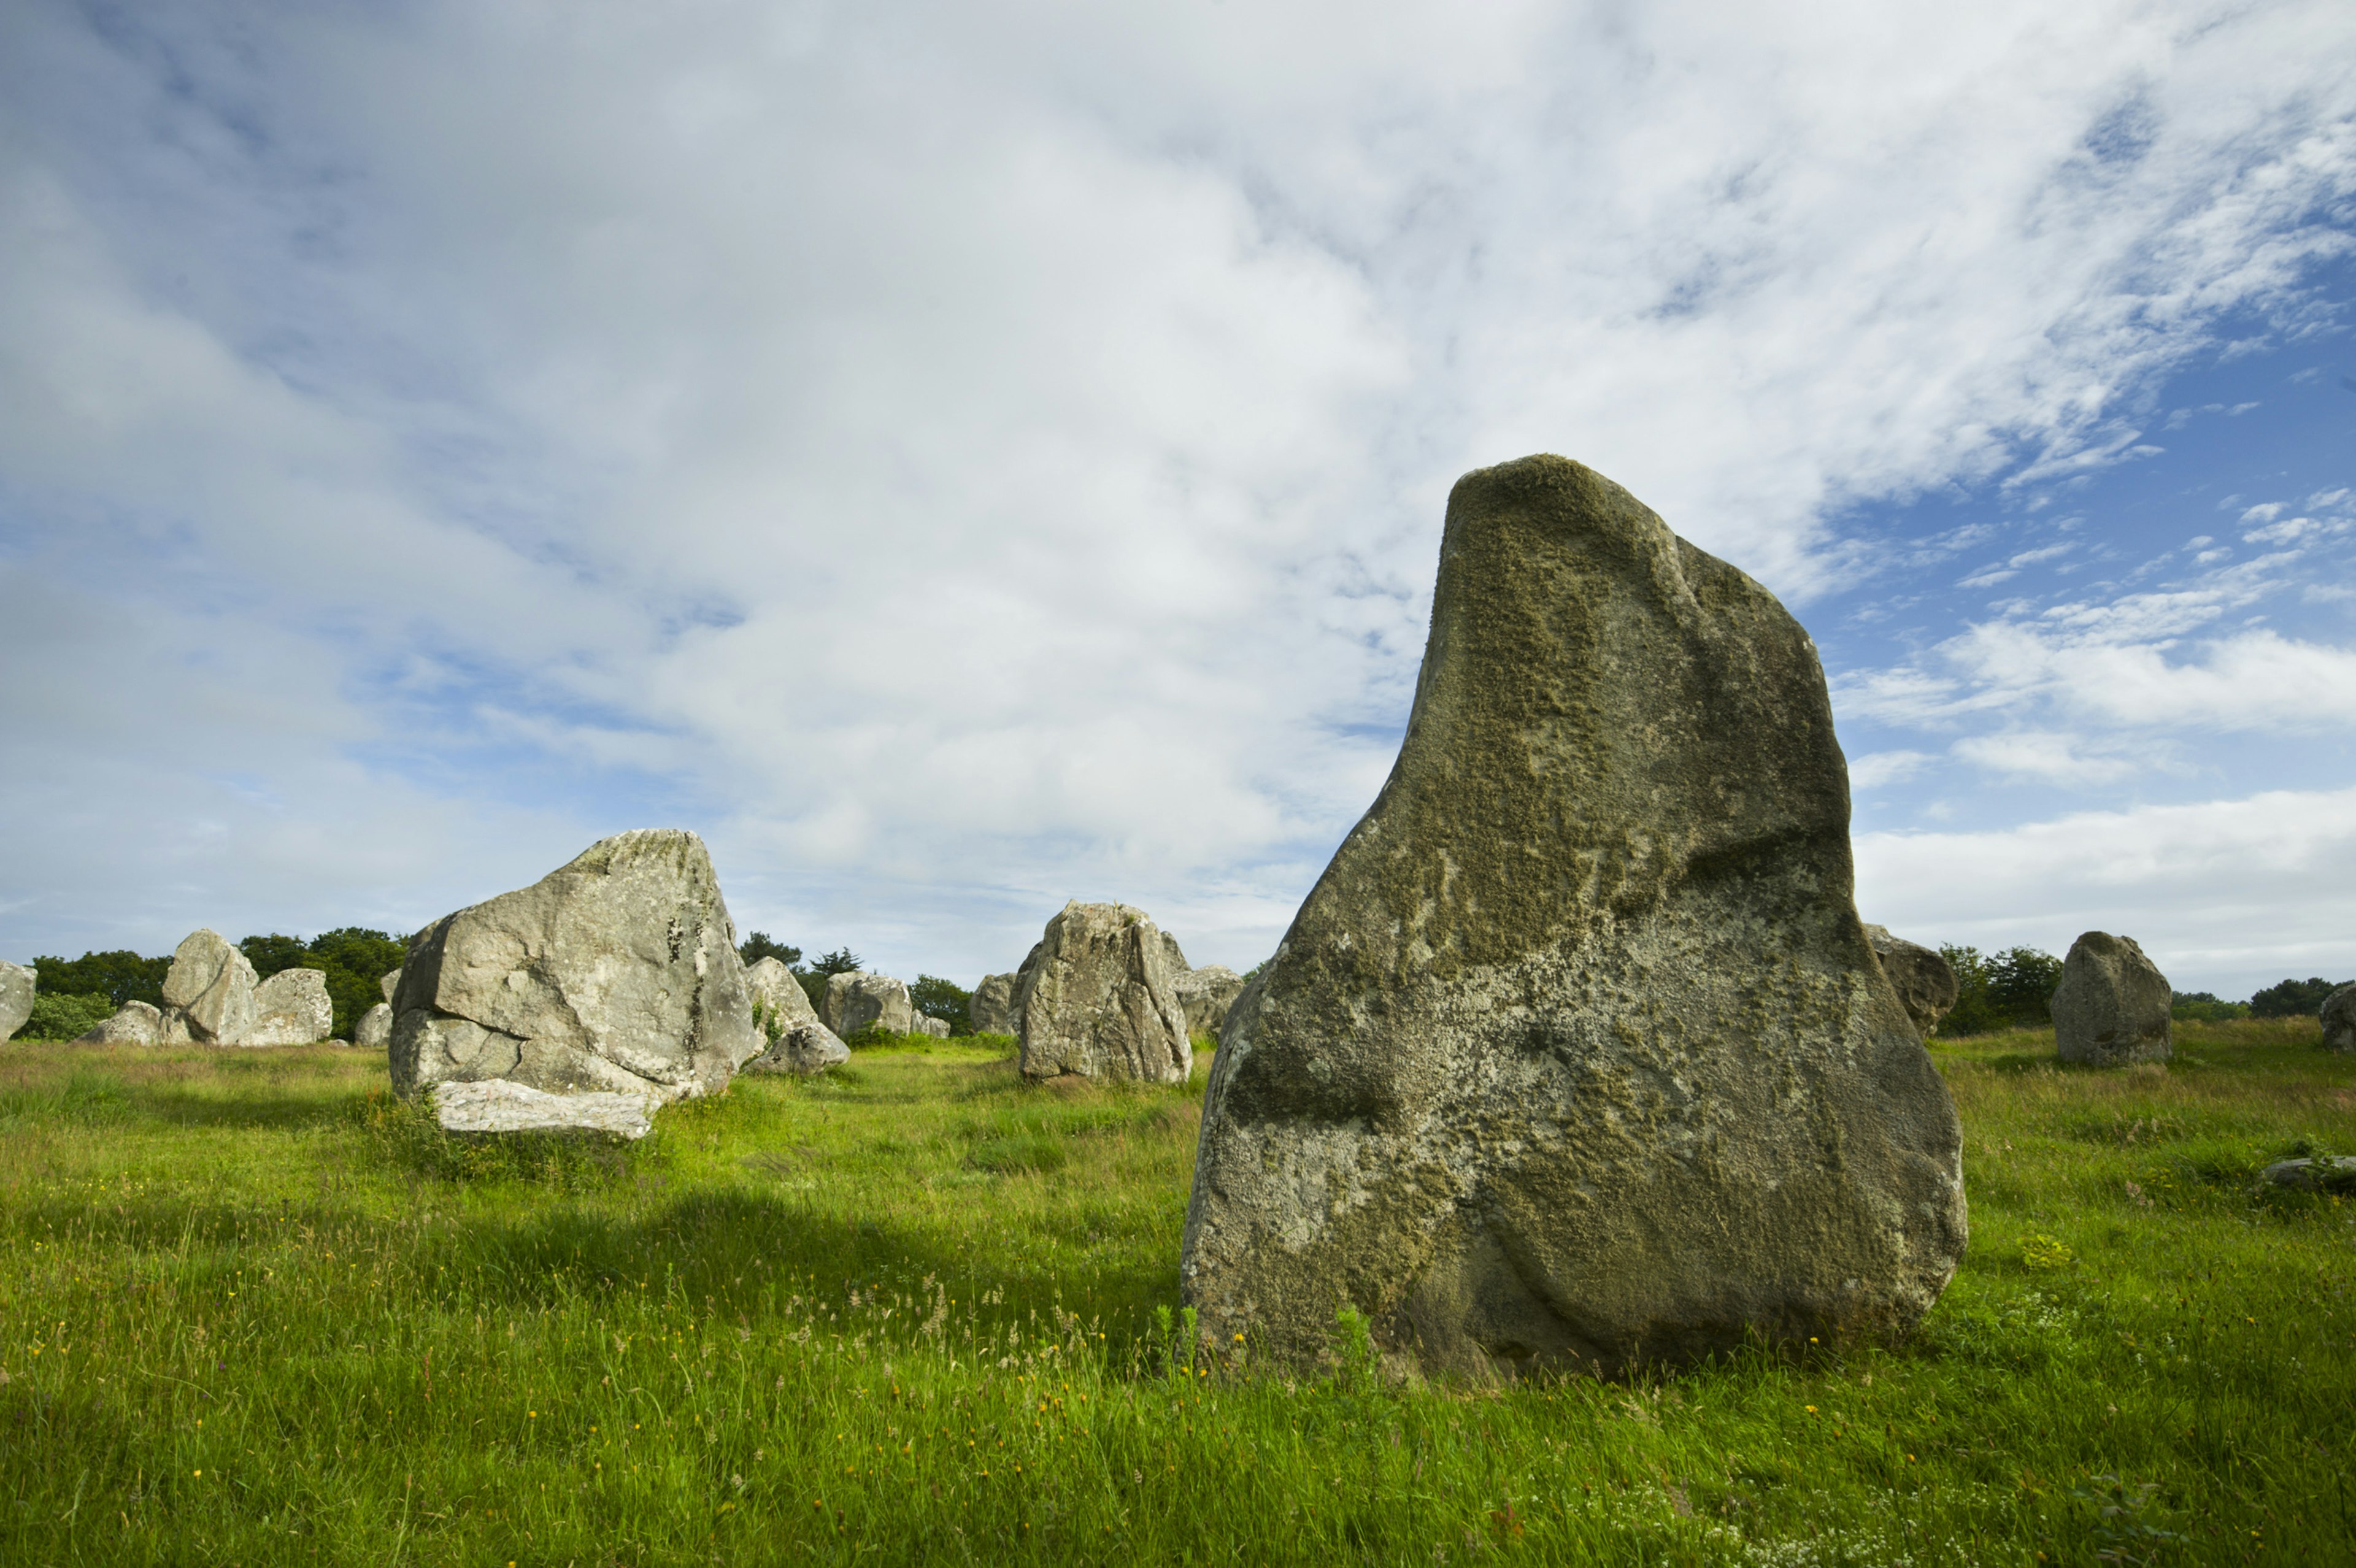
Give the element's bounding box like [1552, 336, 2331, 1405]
[432, 1078, 655, 1139]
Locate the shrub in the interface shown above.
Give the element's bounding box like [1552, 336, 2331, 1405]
[20, 991, 115, 1040]
[2172, 990, 2250, 1023]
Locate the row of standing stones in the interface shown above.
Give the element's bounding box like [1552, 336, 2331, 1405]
[7, 455, 2352, 1375]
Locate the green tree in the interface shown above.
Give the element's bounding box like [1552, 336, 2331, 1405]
[738, 932, 803, 969]
[798, 947, 863, 1013]
[910, 975, 972, 1036]
[2249, 977, 2349, 1018]
[28, 950, 172, 1009]
[1936, 944, 2062, 1036]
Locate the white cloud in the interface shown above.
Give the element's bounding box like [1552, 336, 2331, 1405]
[1855, 786, 2356, 995]
[1849, 750, 1936, 790]
[1949, 731, 2147, 785]
[2, 0, 2355, 977]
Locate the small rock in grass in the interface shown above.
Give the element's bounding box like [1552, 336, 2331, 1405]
[432, 1079, 655, 1139]
[2053, 932, 2172, 1066]
[2258, 1156, 2356, 1195]
[76, 1000, 164, 1045]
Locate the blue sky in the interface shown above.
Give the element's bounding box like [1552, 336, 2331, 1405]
[2, 0, 2352, 999]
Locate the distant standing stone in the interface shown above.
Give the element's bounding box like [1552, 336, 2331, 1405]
[1180, 455, 1965, 1380]
[2052, 932, 2172, 1066]
[391, 829, 760, 1107]
[742, 956, 851, 1075]
[914, 1013, 951, 1039]
[355, 1002, 394, 1051]
[823, 972, 915, 1038]
[160, 929, 260, 1045]
[1173, 964, 1246, 1040]
[0, 960, 33, 1041]
[1015, 901, 1191, 1084]
[245, 969, 334, 1047]
[77, 1000, 163, 1046]
[970, 972, 1019, 1036]
[380, 969, 401, 1003]
[1863, 926, 1960, 1037]
[2322, 985, 2356, 1054]
[432, 1079, 655, 1139]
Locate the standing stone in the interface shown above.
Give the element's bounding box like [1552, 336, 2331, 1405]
[2320, 985, 2356, 1053]
[1174, 964, 1247, 1040]
[2052, 932, 2172, 1066]
[1015, 901, 1191, 1083]
[971, 972, 1020, 1036]
[0, 960, 34, 1041]
[1863, 926, 1960, 1038]
[77, 1000, 163, 1046]
[1160, 930, 1191, 975]
[355, 1002, 394, 1050]
[160, 930, 259, 1045]
[380, 969, 401, 1003]
[1180, 456, 1966, 1380]
[245, 969, 334, 1047]
[913, 1012, 952, 1039]
[390, 829, 759, 1106]
[742, 956, 850, 1075]
[823, 972, 914, 1038]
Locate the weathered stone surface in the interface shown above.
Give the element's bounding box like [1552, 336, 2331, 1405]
[380, 969, 401, 1004]
[0, 961, 34, 1040]
[2052, 932, 2172, 1066]
[390, 829, 759, 1107]
[1015, 901, 1191, 1083]
[433, 1078, 656, 1139]
[2258, 1155, 2356, 1195]
[161, 929, 258, 1045]
[745, 958, 820, 1032]
[914, 1012, 952, 1039]
[823, 972, 914, 1038]
[971, 972, 1019, 1036]
[1863, 926, 1960, 1038]
[1180, 455, 1966, 1381]
[2322, 985, 2356, 1053]
[1160, 930, 1191, 975]
[1174, 964, 1247, 1040]
[742, 957, 850, 1074]
[355, 1002, 393, 1051]
[245, 969, 334, 1047]
[77, 1000, 163, 1046]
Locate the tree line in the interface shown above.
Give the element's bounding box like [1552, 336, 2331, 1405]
[1936, 945, 2348, 1036]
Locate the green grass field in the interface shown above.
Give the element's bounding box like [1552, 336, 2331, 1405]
[2, 1021, 2350, 1565]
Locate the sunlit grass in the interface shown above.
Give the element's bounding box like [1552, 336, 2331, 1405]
[1, 1020, 2350, 1564]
